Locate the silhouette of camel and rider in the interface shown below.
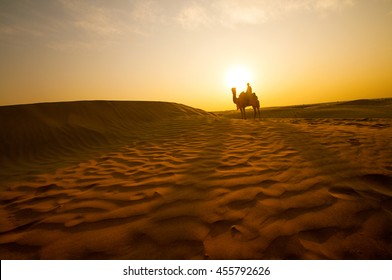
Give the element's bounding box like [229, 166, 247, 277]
[231, 83, 260, 119]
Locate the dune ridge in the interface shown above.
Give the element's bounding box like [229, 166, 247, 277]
[217, 98, 392, 119]
[0, 101, 212, 177]
[0, 99, 392, 259]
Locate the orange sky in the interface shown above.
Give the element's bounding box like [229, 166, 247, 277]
[1, 0, 392, 111]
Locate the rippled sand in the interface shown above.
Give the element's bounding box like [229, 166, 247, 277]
[1, 100, 392, 259]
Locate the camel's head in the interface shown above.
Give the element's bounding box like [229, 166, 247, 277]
[231, 87, 238, 107]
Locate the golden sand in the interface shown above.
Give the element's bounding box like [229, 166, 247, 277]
[1, 100, 391, 259]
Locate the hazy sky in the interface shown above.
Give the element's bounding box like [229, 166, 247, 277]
[1, 0, 392, 110]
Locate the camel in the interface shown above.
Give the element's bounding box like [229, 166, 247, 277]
[231, 87, 260, 119]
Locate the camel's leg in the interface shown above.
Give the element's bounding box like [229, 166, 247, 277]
[242, 108, 247, 119]
[252, 106, 260, 119]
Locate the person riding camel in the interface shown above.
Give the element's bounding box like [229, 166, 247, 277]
[246, 82, 258, 100]
[231, 83, 260, 119]
[246, 83, 252, 96]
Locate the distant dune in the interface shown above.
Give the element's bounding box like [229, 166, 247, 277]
[218, 98, 392, 119]
[0, 99, 391, 259]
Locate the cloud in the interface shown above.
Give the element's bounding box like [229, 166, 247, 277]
[58, 0, 123, 36]
[277, 0, 354, 12]
[58, 0, 165, 38]
[0, 26, 16, 35]
[175, 0, 357, 29]
[213, 0, 269, 27]
[176, 4, 211, 29]
[46, 40, 94, 51]
[0, 2, 62, 39]
[0, 0, 359, 50]
[131, 1, 160, 23]
[47, 0, 156, 50]
[313, 0, 355, 11]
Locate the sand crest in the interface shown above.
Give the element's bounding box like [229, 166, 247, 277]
[1, 100, 392, 259]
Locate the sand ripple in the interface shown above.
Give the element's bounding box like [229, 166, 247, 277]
[1, 103, 392, 259]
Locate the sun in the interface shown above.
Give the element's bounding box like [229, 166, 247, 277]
[226, 66, 252, 91]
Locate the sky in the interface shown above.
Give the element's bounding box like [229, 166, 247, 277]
[1, 0, 392, 111]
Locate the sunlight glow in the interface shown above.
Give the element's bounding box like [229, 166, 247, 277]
[225, 66, 253, 92]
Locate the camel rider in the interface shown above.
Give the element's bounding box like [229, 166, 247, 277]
[246, 83, 258, 100]
[246, 83, 252, 96]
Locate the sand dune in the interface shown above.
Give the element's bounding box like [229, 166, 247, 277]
[0, 99, 392, 259]
[0, 101, 211, 180]
[217, 98, 392, 119]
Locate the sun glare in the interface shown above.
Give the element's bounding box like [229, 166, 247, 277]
[226, 66, 252, 91]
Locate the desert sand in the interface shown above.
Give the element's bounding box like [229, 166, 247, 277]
[1, 99, 392, 259]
